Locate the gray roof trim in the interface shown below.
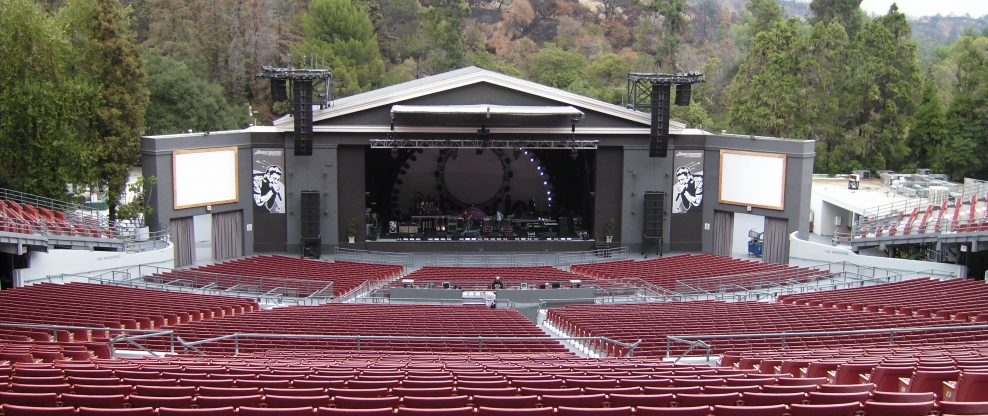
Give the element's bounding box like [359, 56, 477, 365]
[273, 125, 657, 135]
[274, 67, 686, 130]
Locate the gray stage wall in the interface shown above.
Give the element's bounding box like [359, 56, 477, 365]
[141, 69, 814, 258]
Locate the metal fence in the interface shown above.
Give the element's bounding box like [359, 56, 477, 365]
[334, 247, 630, 268]
[334, 248, 414, 267]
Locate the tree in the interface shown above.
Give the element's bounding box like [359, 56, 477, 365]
[641, 0, 687, 69]
[810, 0, 863, 38]
[0, 0, 96, 198]
[526, 44, 588, 89]
[419, 0, 470, 73]
[59, 0, 150, 222]
[907, 76, 949, 172]
[727, 19, 807, 138]
[944, 35, 988, 179]
[843, 4, 919, 171]
[293, 0, 385, 96]
[746, 0, 782, 35]
[802, 20, 851, 174]
[144, 53, 250, 135]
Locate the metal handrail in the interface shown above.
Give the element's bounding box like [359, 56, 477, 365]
[666, 323, 988, 360]
[0, 187, 107, 226]
[180, 332, 644, 357]
[556, 246, 630, 265]
[335, 248, 414, 267]
[0, 322, 176, 357]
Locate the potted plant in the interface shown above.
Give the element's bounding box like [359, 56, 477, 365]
[117, 176, 157, 241]
[604, 217, 616, 243]
[346, 218, 358, 244]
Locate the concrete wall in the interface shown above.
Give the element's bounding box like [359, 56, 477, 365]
[18, 245, 174, 286]
[789, 232, 965, 277]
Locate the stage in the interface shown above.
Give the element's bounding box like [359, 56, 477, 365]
[360, 239, 601, 253]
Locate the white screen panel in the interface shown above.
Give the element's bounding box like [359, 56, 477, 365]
[719, 150, 786, 210]
[173, 147, 239, 209]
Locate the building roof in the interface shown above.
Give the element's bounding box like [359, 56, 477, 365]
[273, 66, 687, 131]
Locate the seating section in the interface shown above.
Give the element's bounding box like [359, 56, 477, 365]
[394, 266, 608, 290]
[779, 278, 988, 323]
[856, 192, 988, 239]
[1, 351, 986, 415]
[154, 304, 565, 355]
[0, 200, 114, 239]
[0, 283, 258, 360]
[146, 256, 404, 297]
[570, 254, 826, 292]
[547, 301, 988, 357]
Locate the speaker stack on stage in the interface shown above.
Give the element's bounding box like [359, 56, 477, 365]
[300, 191, 321, 259]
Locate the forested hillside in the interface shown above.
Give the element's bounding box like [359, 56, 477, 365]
[1, 0, 987, 211]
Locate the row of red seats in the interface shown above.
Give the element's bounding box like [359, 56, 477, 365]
[546, 301, 987, 356]
[778, 278, 988, 322]
[0, 200, 113, 239]
[858, 193, 988, 239]
[0, 283, 257, 345]
[156, 256, 403, 297]
[569, 254, 825, 291]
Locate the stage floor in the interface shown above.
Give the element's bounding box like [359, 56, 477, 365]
[363, 239, 600, 253]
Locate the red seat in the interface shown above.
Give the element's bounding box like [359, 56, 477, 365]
[395, 408, 474, 416]
[674, 392, 741, 407]
[60, 393, 127, 408]
[238, 408, 315, 416]
[477, 407, 554, 416]
[775, 377, 826, 386]
[948, 371, 988, 401]
[713, 404, 787, 416]
[127, 395, 196, 408]
[134, 386, 195, 397]
[316, 409, 394, 416]
[863, 400, 935, 416]
[557, 406, 632, 416]
[79, 408, 156, 416]
[197, 387, 261, 397]
[635, 406, 712, 416]
[788, 403, 859, 416]
[264, 395, 331, 408]
[263, 388, 327, 397]
[401, 396, 469, 408]
[904, 370, 960, 395]
[471, 395, 539, 408]
[540, 394, 605, 408]
[1, 405, 77, 416]
[326, 388, 390, 398]
[865, 367, 914, 392]
[158, 408, 237, 416]
[392, 387, 455, 397]
[739, 392, 805, 406]
[817, 383, 873, 393]
[0, 392, 59, 407]
[760, 385, 817, 393]
[806, 391, 870, 404]
[938, 401, 988, 415]
[608, 393, 674, 408]
[870, 391, 935, 403]
[333, 396, 401, 409]
[11, 384, 72, 394]
[72, 385, 134, 396]
[455, 387, 517, 396]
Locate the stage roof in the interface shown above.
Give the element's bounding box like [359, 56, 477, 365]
[391, 104, 585, 119]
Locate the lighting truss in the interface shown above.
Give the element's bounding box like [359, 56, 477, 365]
[369, 138, 599, 149]
[626, 72, 704, 112]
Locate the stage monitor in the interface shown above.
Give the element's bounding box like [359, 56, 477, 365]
[173, 147, 239, 210]
[718, 150, 787, 211]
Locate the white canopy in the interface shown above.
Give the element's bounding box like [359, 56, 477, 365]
[391, 104, 584, 119]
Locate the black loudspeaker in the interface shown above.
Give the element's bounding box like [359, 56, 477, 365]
[643, 192, 665, 237]
[649, 84, 670, 158]
[300, 191, 320, 239]
[271, 79, 288, 103]
[675, 83, 692, 106]
[292, 80, 313, 156]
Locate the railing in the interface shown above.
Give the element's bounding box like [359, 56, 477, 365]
[334, 248, 414, 267]
[556, 246, 629, 265]
[665, 323, 988, 362]
[428, 254, 547, 267]
[54, 264, 336, 304]
[853, 182, 988, 238]
[179, 333, 643, 357]
[0, 187, 108, 227]
[118, 227, 171, 253]
[0, 322, 181, 357]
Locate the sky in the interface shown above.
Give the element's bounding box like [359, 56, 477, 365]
[858, 0, 988, 18]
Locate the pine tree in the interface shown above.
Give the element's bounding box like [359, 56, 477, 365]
[945, 35, 988, 179]
[60, 0, 149, 222]
[810, 0, 863, 38]
[907, 76, 949, 173]
[419, 0, 470, 73]
[843, 4, 919, 171]
[293, 0, 385, 96]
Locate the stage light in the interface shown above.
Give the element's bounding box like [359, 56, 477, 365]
[539, 172, 544, 176]
[537, 166, 542, 171]
[543, 181, 548, 185]
[530, 158, 535, 162]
